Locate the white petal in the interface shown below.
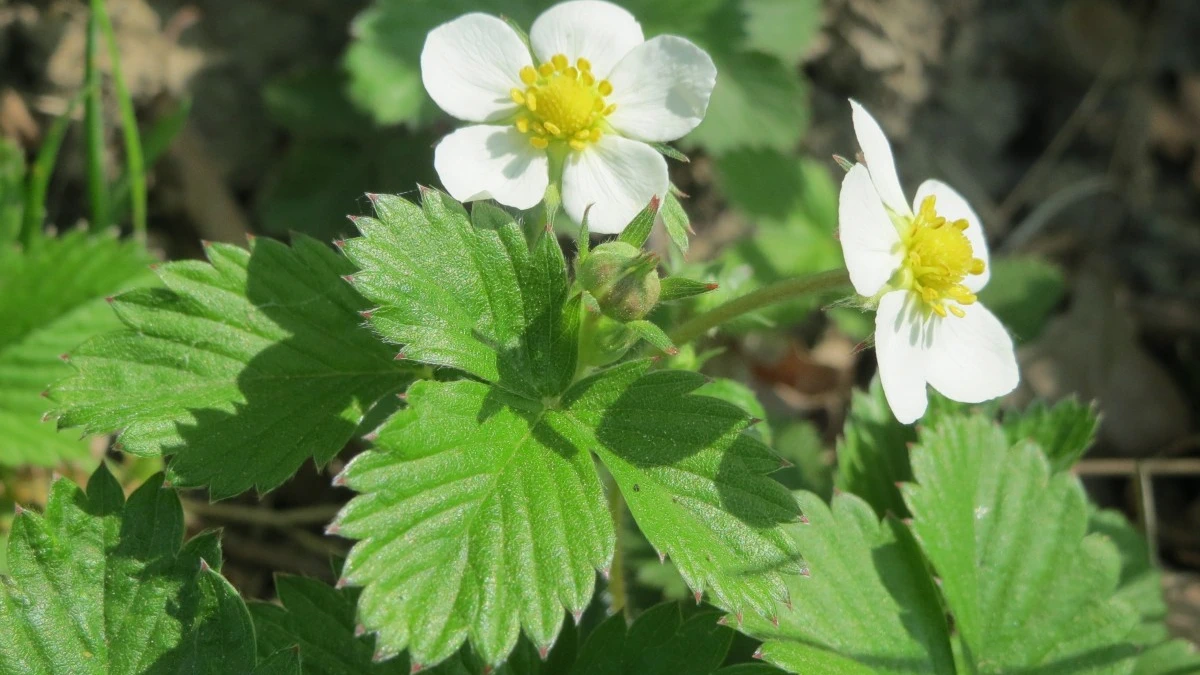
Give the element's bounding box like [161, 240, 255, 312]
[839, 164, 903, 297]
[605, 36, 717, 143]
[924, 302, 1019, 404]
[434, 125, 549, 210]
[874, 291, 931, 424]
[850, 99, 910, 216]
[913, 179, 991, 292]
[530, 0, 644, 77]
[561, 135, 667, 234]
[421, 13, 532, 123]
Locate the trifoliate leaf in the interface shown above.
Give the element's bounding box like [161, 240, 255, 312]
[50, 235, 409, 498]
[0, 464, 257, 673]
[976, 256, 1065, 343]
[834, 379, 917, 518]
[572, 603, 734, 675]
[902, 416, 1140, 674]
[254, 649, 303, 675]
[0, 231, 152, 467]
[742, 491, 955, 675]
[344, 192, 577, 399]
[1003, 397, 1098, 472]
[336, 360, 800, 669]
[684, 50, 807, 155]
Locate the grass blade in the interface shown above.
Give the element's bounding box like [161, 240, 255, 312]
[21, 94, 82, 247]
[83, 1, 109, 232]
[92, 0, 146, 242]
[111, 99, 191, 225]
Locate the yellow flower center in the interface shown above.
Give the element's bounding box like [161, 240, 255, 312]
[510, 54, 616, 151]
[898, 195, 986, 318]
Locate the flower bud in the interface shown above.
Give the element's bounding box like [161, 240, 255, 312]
[578, 241, 661, 322]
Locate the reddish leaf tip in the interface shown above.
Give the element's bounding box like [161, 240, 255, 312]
[347, 214, 361, 223]
[600, 566, 611, 581]
[748, 417, 763, 426]
[354, 623, 367, 637]
[199, 558, 212, 573]
[648, 194, 661, 211]
[778, 457, 794, 469]
[538, 645, 550, 660]
[366, 192, 381, 203]
[704, 282, 719, 291]
[39, 389, 49, 398]
[363, 431, 379, 443]
[394, 352, 406, 361]
[245, 233, 257, 243]
[752, 647, 764, 660]
[397, 391, 408, 400]
[798, 514, 810, 524]
[715, 615, 728, 626]
[58, 353, 70, 362]
[332, 473, 347, 487]
[324, 523, 341, 536]
[335, 577, 350, 589]
[666, 346, 679, 356]
[572, 608, 584, 625]
[13, 503, 25, 515]
[333, 239, 346, 249]
[342, 274, 355, 283]
[104, 296, 114, 304]
[657, 550, 666, 564]
[360, 309, 374, 319]
[40, 412, 52, 423]
[693, 590, 703, 605]
[736, 612, 744, 626]
[800, 566, 811, 578]
[200, 239, 212, 248]
[770, 614, 779, 627]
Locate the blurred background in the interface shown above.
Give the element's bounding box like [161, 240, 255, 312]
[1, 0, 1198, 645]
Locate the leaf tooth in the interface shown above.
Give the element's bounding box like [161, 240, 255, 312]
[363, 430, 380, 443]
[600, 566, 610, 581]
[335, 577, 351, 589]
[360, 309, 375, 320]
[40, 412, 52, 423]
[331, 471, 347, 487]
[748, 417, 763, 426]
[538, 644, 551, 661]
[715, 615, 728, 626]
[324, 522, 341, 536]
[705, 282, 719, 291]
[571, 608, 584, 625]
[198, 558, 211, 573]
[657, 549, 666, 564]
[752, 646, 764, 660]
[736, 612, 744, 627]
[342, 274, 355, 284]
[347, 214, 361, 224]
[13, 503, 24, 516]
[770, 614, 779, 628]
[799, 564, 811, 578]
[394, 352, 407, 361]
[693, 589, 703, 605]
[58, 353, 69, 362]
[778, 457, 794, 469]
[407, 660, 423, 672]
[333, 239, 346, 249]
[354, 623, 366, 637]
[798, 514, 809, 525]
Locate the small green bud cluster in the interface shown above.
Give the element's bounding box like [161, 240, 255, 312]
[577, 241, 661, 322]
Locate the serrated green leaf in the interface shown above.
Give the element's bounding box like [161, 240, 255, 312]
[694, 377, 769, 445]
[337, 358, 799, 668]
[1089, 509, 1169, 645]
[684, 50, 807, 155]
[254, 648, 303, 675]
[336, 377, 613, 667]
[0, 138, 23, 244]
[834, 379, 917, 518]
[740, 0, 822, 64]
[50, 235, 409, 498]
[1131, 640, 1200, 675]
[252, 574, 409, 674]
[572, 603, 734, 675]
[742, 491, 954, 675]
[0, 231, 152, 467]
[902, 416, 1140, 674]
[556, 362, 802, 619]
[1003, 397, 1098, 472]
[0, 464, 256, 673]
[976, 256, 1065, 343]
[344, 192, 576, 399]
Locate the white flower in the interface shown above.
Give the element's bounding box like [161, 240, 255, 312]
[420, 0, 716, 233]
[838, 100, 1019, 424]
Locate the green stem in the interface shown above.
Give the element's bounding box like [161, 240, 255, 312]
[669, 268, 852, 345]
[606, 485, 630, 619]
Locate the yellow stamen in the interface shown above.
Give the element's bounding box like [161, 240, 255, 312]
[504, 51, 616, 153]
[898, 194, 987, 320]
